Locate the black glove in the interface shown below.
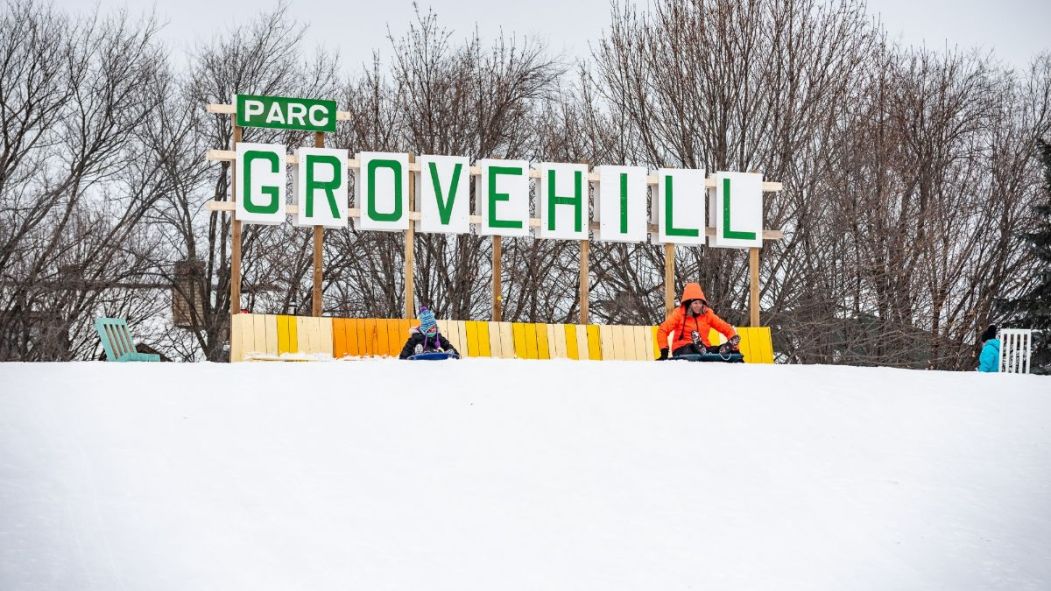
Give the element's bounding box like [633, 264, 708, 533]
[657, 348, 668, 361]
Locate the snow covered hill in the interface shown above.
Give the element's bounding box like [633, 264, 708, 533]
[1, 360, 1049, 590]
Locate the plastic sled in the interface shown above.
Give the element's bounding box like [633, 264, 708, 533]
[669, 352, 744, 363]
[407, 351, 458, 361]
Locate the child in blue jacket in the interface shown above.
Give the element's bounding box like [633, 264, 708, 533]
[978, 324, 1000, 372]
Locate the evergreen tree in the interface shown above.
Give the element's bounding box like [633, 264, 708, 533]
[1001, 139, 1051, 373]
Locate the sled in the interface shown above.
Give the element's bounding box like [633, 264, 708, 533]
[669, 352, 744, 363]
[407, 351, 458, 361]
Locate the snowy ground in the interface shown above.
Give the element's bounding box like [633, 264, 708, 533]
[1, 360, 1049, 591]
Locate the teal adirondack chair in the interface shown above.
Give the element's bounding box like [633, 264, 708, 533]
[95, 318, 160, 362]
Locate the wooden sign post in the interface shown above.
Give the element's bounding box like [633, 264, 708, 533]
[207, 95, 785, 362]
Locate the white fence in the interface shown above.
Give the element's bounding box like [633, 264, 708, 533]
[998, 329, 1033, 374]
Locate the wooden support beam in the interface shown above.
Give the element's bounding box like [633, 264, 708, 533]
[230, 124, 242, 318]
[749, 247, 760, 327]
[312, 132, 324, 317]
[492, 236, 502, 321]
[405, 154, 416, 319]
[579, 240, 590, 325]
[664, 243, 676, 315]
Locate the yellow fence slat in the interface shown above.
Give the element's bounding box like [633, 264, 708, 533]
[736, 327, 753, 363]
[522, 323, 538, 359]
[276, 315, 290, 353]
[564, 324, 579, 359]
[587, 325, 602, 360]
[512, 323, 526, 358]
[757, 326, 774, 363]
[241, 314, 256, 359]
[476, 322, 491, 357]
[535, 323, 550, 359]
[465, 321, 481, 357]
[499, 322, 515, 359]
[288, 315, 299, 353]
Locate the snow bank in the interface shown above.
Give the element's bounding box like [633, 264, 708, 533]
[1, 360, 1048, 590]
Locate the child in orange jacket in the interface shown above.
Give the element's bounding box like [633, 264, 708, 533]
[656, 282, 740, 359]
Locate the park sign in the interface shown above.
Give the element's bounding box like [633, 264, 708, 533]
[236, 94, 338, 133]
[234, 144, 765, 249]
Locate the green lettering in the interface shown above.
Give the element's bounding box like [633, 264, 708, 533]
[305, 154, 342, 218]
[619, 173, 629, 234]
[429, 161, 463, 225]
[367, 159, 403, 222]
[664, 175, 699, 237]
[243, 150, 280, 214]
[722, 178, 757, 240]
[487, 166, 523, 229]
[547, 169, 583, 232]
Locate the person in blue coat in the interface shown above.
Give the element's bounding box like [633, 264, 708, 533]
[978, 324, 1000, 372]
[398, 306, 460, 359]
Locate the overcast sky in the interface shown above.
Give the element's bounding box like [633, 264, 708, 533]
[53, 0, 1050, 72]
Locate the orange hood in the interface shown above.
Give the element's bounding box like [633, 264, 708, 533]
[680, 283, 708, 308]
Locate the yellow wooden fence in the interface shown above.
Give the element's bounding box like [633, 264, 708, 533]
[230, 314, 775, 364]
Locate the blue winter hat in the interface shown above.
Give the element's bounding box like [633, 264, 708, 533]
[418, 306, 438, 337]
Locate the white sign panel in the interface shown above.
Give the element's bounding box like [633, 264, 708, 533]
[709, 172, 763, 248]
[417, 155, 471, 234]
[537, 163, 589, 240]
[593, 165, 648, 243]
[235, 142, 286, 225]
[652, 168, 706, 245]
[476, 159, 530, 237]
[357, 152, 409, 231]
[293, 147, 348, 228]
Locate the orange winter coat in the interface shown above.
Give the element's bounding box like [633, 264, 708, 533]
[656, 283, 737, 351]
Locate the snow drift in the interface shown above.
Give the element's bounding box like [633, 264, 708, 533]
[1, 360, 1048, 590]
